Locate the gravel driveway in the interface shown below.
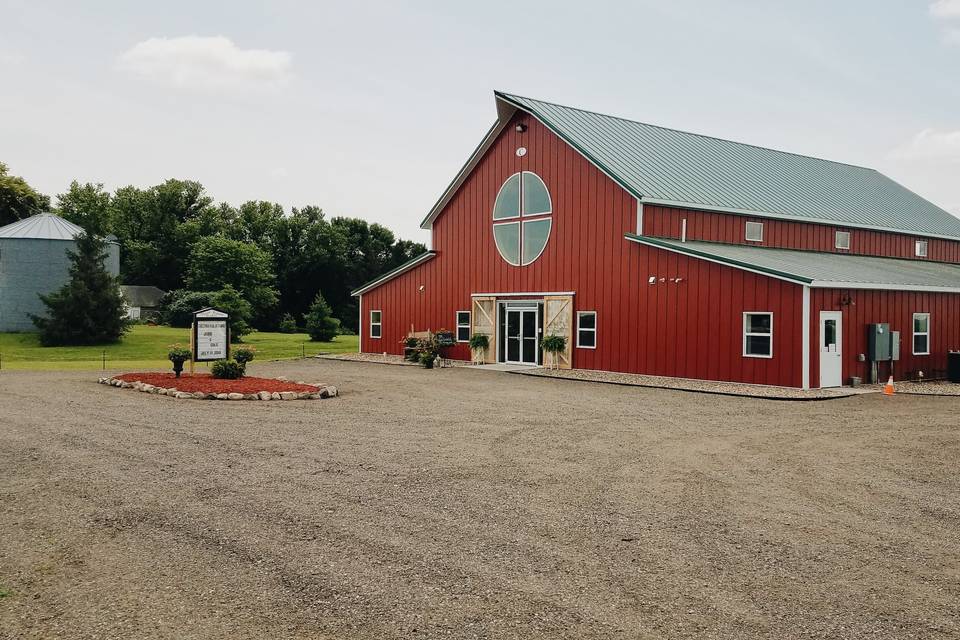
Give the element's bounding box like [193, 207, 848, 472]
[1, 360, 958, 639]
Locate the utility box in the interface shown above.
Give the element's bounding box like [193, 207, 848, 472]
[890, 331, 900, 361]
[867, 323, 891, 360]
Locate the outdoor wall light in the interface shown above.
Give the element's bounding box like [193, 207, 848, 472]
[515, 123, 528, 133]
[648, 276, 656, 284]
[418, 285, 425, 292]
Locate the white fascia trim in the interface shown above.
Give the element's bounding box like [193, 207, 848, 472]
[471, 291, 575, 298]
[351, 252, 436, 296]
[801, 286, 810, 390]
[640, 197, 960, 243]
[357, 294, 363, 353]
[636, 198, 644, 235]
[809, 281, 960, 293]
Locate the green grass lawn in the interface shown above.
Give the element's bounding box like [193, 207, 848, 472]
[0, 325, 358, 371]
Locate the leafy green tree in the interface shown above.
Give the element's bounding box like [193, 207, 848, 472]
[305, 292, 340, 342]
[0, 162, 50, 226]
[56, 181, 112, 235]
[161, 290, 218, 327]
[31, 232, 129, 345]
[185, 236, 278, 328]
[212, 285, 253, 342]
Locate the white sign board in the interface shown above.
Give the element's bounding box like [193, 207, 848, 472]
[194, 319, 229, 361]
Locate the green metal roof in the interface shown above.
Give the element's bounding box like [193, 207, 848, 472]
[351, 251, 436, 296]
[625, 234, 960, 292]
[423, 91, 960, 240]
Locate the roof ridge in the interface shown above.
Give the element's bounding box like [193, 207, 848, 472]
[495, 90, 878, 172]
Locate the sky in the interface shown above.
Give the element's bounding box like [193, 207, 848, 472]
[2, 0, 960, 244]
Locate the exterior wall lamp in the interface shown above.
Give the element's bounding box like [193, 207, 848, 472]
[515, 123, 528, 133]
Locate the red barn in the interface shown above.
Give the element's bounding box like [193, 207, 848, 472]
[354, 91, 960, 389]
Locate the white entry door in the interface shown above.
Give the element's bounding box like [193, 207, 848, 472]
[819, 311, 842, 388]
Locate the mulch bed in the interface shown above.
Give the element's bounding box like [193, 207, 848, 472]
[114, 373, 320, 394]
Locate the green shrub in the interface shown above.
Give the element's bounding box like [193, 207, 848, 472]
[419, 351, 435, 368]
[278, 313, 298, 334]
[211, 359, 244, 379]
[162, 290, 217, 327]
[233, 346, 256, 373]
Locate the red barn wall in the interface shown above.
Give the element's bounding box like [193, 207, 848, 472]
[644, 205, 960, 264]
[360, 112, 804, 387]
[809, 289, 960, 388]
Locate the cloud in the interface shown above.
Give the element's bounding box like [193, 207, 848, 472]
[117, 36, 293, 91]
[891, 128, 960, 162]
[943, 26, 960, 45]
[930, 0, 960, 19]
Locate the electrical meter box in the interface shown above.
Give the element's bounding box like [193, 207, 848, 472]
[868, 323, 891, 360]
[890, 331, 900, 361]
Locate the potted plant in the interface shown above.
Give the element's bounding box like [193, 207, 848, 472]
[168, 344, 192, 378]
[468, 334, 489, 364]
[540, 334, 567, 370]
[419, 350, 435, 369]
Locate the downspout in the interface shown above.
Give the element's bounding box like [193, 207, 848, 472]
[801, 285, 810, 390]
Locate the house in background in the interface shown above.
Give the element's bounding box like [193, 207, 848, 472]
[0, 213, 120, 332]
[353, 91, 960, 389]
[120, 285, 166, 321]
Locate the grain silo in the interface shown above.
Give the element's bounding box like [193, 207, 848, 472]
[0, 213, 120, 331]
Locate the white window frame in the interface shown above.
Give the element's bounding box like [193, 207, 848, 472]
[743, 312, 774, 358]
[576, 311, 597, 349]
[456, 311, 471, 342]
[745, 221, 764, 242]
[369, 310, 382, 339]
[835, 230, 850, 250]
[915, 240, 928, 257]
[912, 312, 930, 355]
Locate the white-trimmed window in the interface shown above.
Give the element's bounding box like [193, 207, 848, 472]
[577, 311, 597, 348]
[456, 311, 471, 342]
[369, 310, 382, 339]
[915, 240, 928, 257]
[743, 312, 773, 358]
[912, 312, 930, 355]
[835, 230, 850, 250]
[745, 221, 764, 242]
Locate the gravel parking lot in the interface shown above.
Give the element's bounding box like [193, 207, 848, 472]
[1, 360, 958, 639]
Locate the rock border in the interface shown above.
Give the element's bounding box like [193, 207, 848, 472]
[98, 376, 338, 401]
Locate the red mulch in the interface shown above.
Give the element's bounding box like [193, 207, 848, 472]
[114, 373, 320, 394]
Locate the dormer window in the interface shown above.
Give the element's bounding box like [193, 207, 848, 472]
[744, 221, 763, 242]
[835, 231, 850, 250]
[915, 240, 928, 257]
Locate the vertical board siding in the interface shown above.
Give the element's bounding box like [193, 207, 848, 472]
[644, 205, 960, 263]
[808, 288, 960, 388]
[361, 113, 803, 387]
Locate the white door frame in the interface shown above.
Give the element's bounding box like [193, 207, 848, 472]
[819, 311, 843, 388]
[502, 304, 539, 365]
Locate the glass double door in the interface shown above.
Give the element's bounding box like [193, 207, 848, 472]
[505, 308, 538, 364]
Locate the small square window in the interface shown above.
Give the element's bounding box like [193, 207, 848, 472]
[743, 312, 773, 358]
[577, 311, 597, 349]
[369, 310, 382, 339]
[912, 312, 930, 355]
[745, 221, 763, 242]
[915, 240, 928, 257]
[456, 311, 471, 342]
[835, 231, 850, 250]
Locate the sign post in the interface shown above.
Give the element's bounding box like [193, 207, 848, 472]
[192, 307, 230, 367]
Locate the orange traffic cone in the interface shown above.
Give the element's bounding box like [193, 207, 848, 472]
[883, 376, 895, 396]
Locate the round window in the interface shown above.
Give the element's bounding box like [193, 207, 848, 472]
[492, 171, 552, 266]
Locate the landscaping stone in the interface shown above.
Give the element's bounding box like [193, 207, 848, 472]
[227, 393, 244, 401]
[271, 392, 281, 401]
[243, 394, 258, 400]
[258, 391, 272, 401]
[216, 393, 230, 400]
[102, 374, 335, 401]
[175, 392, 193, 399]
[279, 391, 297, 400]
[192, 391, 206, 399]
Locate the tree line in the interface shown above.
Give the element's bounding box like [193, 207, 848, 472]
[1, 163, 426, 332]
